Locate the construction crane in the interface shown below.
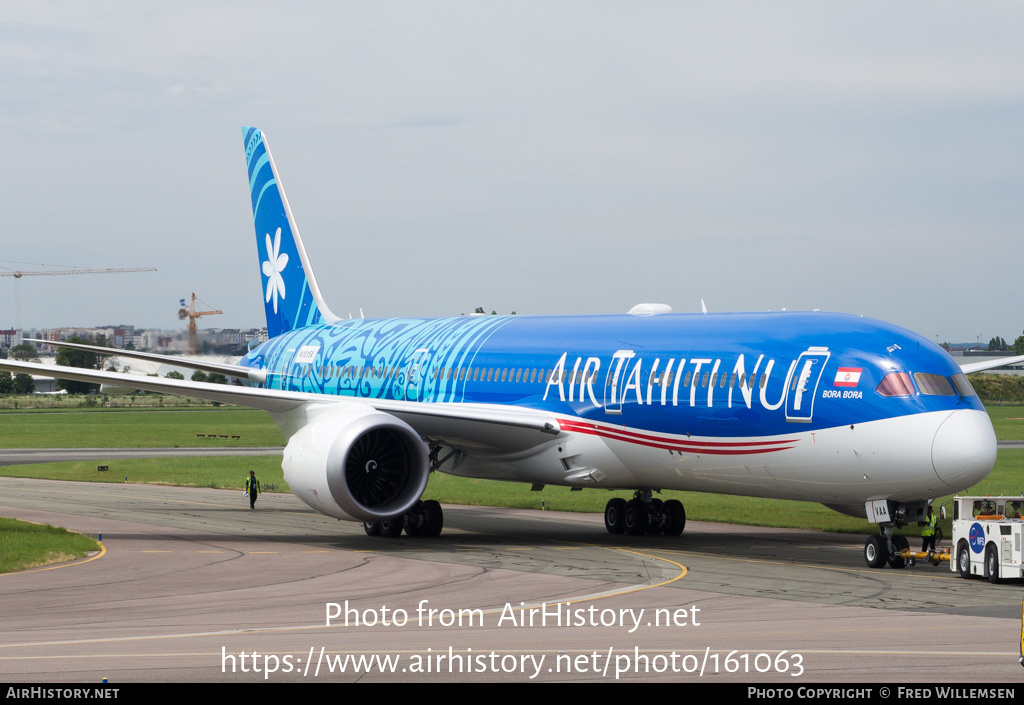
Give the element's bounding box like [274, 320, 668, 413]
[0, 261, 157, 330]
[0, 267, 157, 279]
[178, 293, 223, 355]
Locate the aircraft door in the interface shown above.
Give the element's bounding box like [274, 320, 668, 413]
[603, 350, 634, 415]
[405, 348, 431, 401]
[276, 349, 295, 391]
[785, 346, 830, 423]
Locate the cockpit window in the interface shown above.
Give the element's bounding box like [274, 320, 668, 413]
[914, 372, 955, 396]
[950, 373, 977, 397]
[876, 372, 914, 397]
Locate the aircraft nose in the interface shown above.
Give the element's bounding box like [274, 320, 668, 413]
[931, 409, 996, 489]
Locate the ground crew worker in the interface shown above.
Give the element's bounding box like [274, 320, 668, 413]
[921, 505, 937, 553]
[245, 470, 261, 510]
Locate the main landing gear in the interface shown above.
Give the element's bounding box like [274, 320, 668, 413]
[363, 499, 444, 538]
[604, 491, 685, 536]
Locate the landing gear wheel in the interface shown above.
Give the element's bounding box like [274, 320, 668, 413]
[646, 498, 667, 534]
[380, 515, 405, 538]
[864, 535, 888, 569]
[888, 535, 909, 569]
[986, 544, 1001, 584]
[623, 499, 649, 535]
[402, 500, 443, 537]
[419, 499, 444, 538]
[663, 499, 686, 536]
[363, 522, 382, 537]
[604, 498, 626, 534]
[957, 540, 972, 579]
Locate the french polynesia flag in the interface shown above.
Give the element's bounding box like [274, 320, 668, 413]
[833, 367, 862, 387]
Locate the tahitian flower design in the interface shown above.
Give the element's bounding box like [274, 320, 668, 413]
[262, 228, 289, 313]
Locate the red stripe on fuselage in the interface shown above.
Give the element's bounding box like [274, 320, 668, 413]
[557, 418, 798, 455]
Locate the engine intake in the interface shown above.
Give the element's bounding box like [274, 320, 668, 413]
[283, 407, 429, 523]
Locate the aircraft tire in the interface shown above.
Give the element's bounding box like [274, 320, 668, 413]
[623, 499, 649, 535]
[888, 535, 909, 569]
[956, 540, 972, 579]
[986, 544, 1001, 584]
[604, 498, 626, 534]
[663, 499, 685, 536]
[419, 499, 444, 538]
[380, 515, 405, 538]
[864, 535, 888, 569]
[363, 522, 382, 537]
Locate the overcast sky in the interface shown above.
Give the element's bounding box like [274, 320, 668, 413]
[1, 2, 1021, 345]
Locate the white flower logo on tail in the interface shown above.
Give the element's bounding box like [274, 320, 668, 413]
[262, 228, 289, 313]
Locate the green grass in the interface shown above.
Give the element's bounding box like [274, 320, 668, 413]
[0, 407, 284, 448]
[984, 404, 1024, 441]
[0, 517, 101, 573]
[0, 456, 285, 490]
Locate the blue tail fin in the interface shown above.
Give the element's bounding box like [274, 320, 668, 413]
[242, 127, 337, 338]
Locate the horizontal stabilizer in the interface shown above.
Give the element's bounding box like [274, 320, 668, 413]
[25, 338, 266, 383]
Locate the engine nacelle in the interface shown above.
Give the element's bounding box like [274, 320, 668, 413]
[282, 406, 429, 523]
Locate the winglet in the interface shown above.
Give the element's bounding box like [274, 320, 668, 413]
[242, 127, 338, 338]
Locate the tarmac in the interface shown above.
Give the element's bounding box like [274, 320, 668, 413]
[1, 476, 1022, 683]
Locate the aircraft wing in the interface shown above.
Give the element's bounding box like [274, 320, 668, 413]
[959, 354, 1024, 374]
[0, 359, 560, 450]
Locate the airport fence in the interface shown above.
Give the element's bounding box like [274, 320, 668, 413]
[0, 394, 227, 410]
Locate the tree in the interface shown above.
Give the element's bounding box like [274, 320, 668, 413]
[0, 371, 13, 394]
[191, 370, 227, 385]
[1015, 336, 1024, 356]
[9, 343, 39, 362]
[0, 370, 35, 394]
[13, 373, 34, 395]
[988, 336, 1008, 352]
[55, 336, 109, 394]
[165, 370, 184, 380]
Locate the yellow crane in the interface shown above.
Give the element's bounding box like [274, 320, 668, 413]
[178, 293, 223, 355]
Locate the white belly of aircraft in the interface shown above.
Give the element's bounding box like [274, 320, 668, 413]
[446, 409, 995, 506]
